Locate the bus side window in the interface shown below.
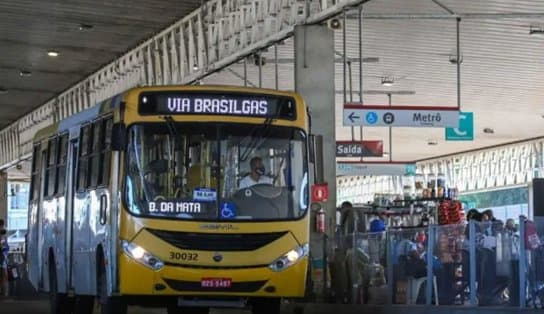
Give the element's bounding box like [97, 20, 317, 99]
[77, 124, 91, 192]
[30, 144, 41, 201]
[89, 120, 102, 188]
[55, 134, 68, 196]
[44, 137, 57, 198]
[98, 118, 113, 187]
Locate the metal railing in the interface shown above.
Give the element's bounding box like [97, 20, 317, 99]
[333, 218, 543, 308]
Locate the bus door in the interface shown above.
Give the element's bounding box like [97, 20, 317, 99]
[65, 139, 78, 290]
[27, 145, 44, 289]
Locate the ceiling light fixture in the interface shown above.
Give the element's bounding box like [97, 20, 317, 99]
[328, 18, 342, 30]
[449, 54, 463, 64]
[19, 70, 32, 77]
[529, 25, 544, 35]
[47, 50, 59, 57]
[79, 23, 94, 31]
[381, 77, 394, 87]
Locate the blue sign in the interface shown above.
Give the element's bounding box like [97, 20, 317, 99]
[193, 188, 217, 202]
[220, 202, 237, 219]
[446, 112, 473, 141]
[366, 112, 378, 124]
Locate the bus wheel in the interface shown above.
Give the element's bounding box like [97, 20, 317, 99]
[96, 265, 126, 314]
[73, 295, 94, 314]
[48, 259, 73, 314]
[166, 305, 209, 314]
[252, 298, 281, 314]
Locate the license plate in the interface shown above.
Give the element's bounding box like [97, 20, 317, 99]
[201, 278, 232, 288]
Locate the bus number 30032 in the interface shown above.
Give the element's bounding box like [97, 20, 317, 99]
[169, 252, 199, 261]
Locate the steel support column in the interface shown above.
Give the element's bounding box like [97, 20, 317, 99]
[294, 24, 335, 301]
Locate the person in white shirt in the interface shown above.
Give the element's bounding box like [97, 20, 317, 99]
[239, 156, 273, 189]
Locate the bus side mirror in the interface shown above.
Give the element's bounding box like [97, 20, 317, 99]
[309, 134, 324, 183]
[309, 134, 316, 163]
[111, 123, 126, 151]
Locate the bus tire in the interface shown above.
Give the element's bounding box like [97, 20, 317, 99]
[48, 256, 73, 314]
[96, 260, 126, 314]
[73, 295, 94, 314]
[166, 305, 209, 314]
[251, 298, 281, 314]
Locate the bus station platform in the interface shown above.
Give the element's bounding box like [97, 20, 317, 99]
[1, 300, 543, 314]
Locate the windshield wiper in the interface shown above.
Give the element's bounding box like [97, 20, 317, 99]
[239, 106, 282, 161]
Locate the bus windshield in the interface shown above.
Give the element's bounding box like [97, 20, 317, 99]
[124, 122, 308, 221]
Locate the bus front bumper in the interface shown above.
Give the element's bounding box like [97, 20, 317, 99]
[119, 254, 308, 298]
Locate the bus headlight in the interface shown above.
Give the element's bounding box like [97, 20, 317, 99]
[121, 240, 164, 271]
[269, 244, 309, 272]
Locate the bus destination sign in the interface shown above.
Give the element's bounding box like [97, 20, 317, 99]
[139, 92, 296, 120]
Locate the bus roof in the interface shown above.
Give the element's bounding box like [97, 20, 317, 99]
[32, 92, 123, 143]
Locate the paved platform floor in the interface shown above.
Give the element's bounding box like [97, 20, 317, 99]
[0, 299, 251, 314]
[0, 299, 542, 314]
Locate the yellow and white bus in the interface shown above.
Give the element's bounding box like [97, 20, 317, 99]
[26, 85, 314, 314]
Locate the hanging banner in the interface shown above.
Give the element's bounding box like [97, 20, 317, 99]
[343, 104, 459, 128]
[336, 140, 383, 157]
[336, 162, 416, 176]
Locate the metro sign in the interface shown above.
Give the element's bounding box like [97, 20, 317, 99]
[343, 104, 459, 128]
[336, 140, 383, 157]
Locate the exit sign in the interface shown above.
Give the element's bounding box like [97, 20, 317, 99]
[336, 141, 383, 157]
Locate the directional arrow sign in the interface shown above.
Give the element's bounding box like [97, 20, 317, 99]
[348, 112, 360, 123]
[446, 112, 474, 141]
[343, 104, 459, 128]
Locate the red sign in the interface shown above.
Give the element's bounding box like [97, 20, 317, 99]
[336, 140, 383, 157]
[201, 278, 232, 288]
[311, 183, 329, 202]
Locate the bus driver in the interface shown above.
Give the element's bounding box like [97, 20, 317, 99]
[239, 156, 273, 189]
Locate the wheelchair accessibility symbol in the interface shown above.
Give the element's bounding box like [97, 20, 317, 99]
[366, 112, 378, 124]
[220, 202, 236, 219]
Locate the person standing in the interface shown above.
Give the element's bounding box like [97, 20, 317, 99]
[0, 219, 9, 298]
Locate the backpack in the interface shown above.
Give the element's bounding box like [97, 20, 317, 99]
[525, 220, 541, 250]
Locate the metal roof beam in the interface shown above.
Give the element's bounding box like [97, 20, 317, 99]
[431, 0, 456, 16]
[348, 12, 544, 20]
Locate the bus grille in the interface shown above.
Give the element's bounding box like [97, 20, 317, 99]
[147, 229, 287, 251]
[163, 278, 267, 292]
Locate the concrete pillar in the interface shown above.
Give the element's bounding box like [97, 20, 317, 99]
[294, 25, 336, 300]
[0, 171, 7, 227]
